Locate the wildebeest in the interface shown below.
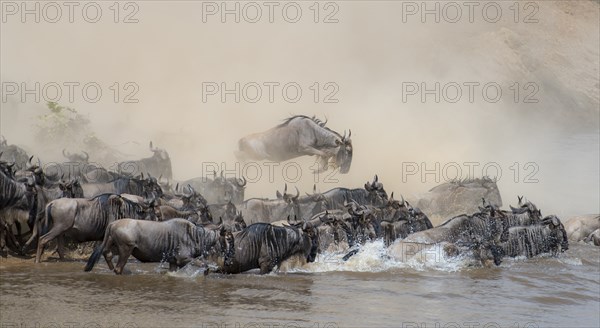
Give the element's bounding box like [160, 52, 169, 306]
[500, 215, 569, 257]
[414, 177, 503, 226]
[165, 184, 208, 209]
[322, 175, 388, 210]
[207, 201, 248, 231]
[295, 185, 329, 221]
[239, 185, 301, 224]
[0, 170, 36, 254]
[181, 171, 246, 204]
[235, 115, 353, 173]
[0, 137, 30, 170]
[117, 142, 172, 180]
[84, 218, 232, 274]
[219, 221, 319, 274]
[20, 178, 85, 252]
[34, 194, 156, 263]
[310, 211, 351, 253]
[82, 174, 163, 198]
[380, 196, 433, 246]
[403, 211, 503, 246]
[43, 149, 101, 183]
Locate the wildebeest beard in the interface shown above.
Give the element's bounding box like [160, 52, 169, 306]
[334, 143, 353, 174]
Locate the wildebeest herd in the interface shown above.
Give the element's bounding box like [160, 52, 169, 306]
[0, 115, 594, 275]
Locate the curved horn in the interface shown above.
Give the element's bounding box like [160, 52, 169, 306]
[82, 151, 89, 161]
[149, 141, 155, 151]
[187, 184, 196, 195]
[294, 186, 300, 200]
[284, 183, 288, 195]
[400, 194, 405, 206]
[37, 157, 42, 168]
[237, 176, 247, 187]
[348, 129, 351, 138]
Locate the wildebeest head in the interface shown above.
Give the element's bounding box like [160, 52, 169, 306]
[510, 197, 542, 220]
[143, 174, 164, 198]
[334, 130, 353, 174]
[198, 204, 214, 224]
[303, 184, 329, 213]
[228, 176, 247, 203]
[181, 184, 208, 209]
[543, 215, 569, 252]
[140, 198, 160, 221]
[149, 141, 169, 161]
[364, 174, 388, 205]
[276, 184, 300, 204]
[295, 221, 319, 263]
[58, 178, 84, 198]
[218, 225, 235, 267]
[233, 211, 247, 231]
[0, 158, 15, 178]
[62, 149, 89, 163]
[20, 156, 46, 185]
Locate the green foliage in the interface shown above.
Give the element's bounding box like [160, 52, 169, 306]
[34, 102, 91, 146]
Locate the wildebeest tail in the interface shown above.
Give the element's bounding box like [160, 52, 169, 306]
[41, 203, 53, 236]
[84, 224, 111, 272]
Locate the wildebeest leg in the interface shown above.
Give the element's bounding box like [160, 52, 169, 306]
[114, 245, 133, 275]
[14, 221, 24, 246]
[22, 226, 38, 254]
[56, 235, 66, 260]
[169, 261, 178, 272]
[2, 223, 22, 255]
[0, 224, 7, 256]
[36, 228, 65, 263]
[103, 250, 115, 271]
[259, 256, 275, 274]
[299, 145, 328, 158]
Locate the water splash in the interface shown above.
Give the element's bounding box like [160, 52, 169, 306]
[293, 239, 475, 273]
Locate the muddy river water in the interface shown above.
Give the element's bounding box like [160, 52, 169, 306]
[1, 242, 598, 328]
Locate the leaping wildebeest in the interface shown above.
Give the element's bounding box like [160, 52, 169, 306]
[235, 115, 353, 173]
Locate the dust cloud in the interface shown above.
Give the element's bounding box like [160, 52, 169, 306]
[1, 1, 598, 218]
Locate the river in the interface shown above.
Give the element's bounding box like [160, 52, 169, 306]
[1, 242, 598, 328]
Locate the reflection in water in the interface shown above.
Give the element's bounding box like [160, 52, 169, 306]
[1, 244, 599, 328]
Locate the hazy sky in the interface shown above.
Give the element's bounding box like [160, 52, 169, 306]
[1, 1, 598, 217]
